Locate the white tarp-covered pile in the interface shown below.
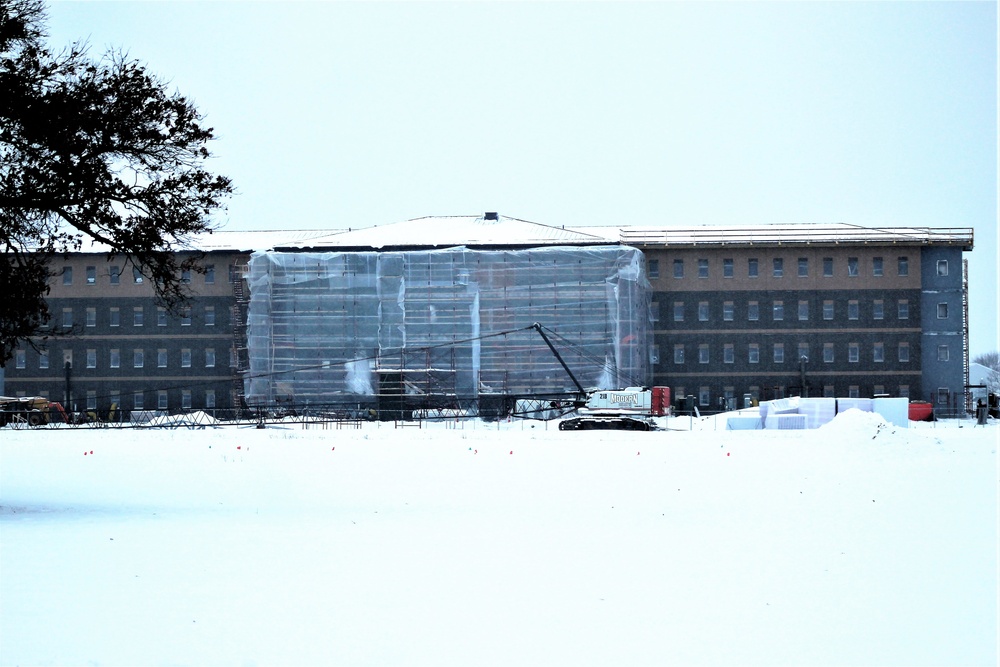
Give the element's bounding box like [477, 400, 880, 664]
[245, 246, 651, 408]
[732, 396, 911, 430]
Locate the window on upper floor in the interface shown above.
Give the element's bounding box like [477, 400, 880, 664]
[723, 259, 733, 278]
[205, 348, 216, 368]
[898, 343, 910, 363]
[62, 266, 72, 285]
[649, 301, 660, 322]
[86, 266, 96, 284]
[748, 343, 760, 364]
[39, 350, 49, 369]
[673, 302, 684, 322]
[772, 301, 784, 321]
[109, 307, 120, 327]
[205, 306, 216, 326]
[698, 344, 709, 364]
[936, 260, 948, 276]
[86, 307, 96, 327]
[848, 257, 859, 276]
[823, 257, 833, 277]
[823, 343, 834, 363]
[62, 308, 73, 328]
[897, 256, 908, 277]
[937, 303, 948, 319]
[898, 299, 909, 320]
[723, 344, 734, 364]
[698, 302, 709, 321]
[748, 301, 759, 321]
[798, 300, 808, 321]
[937, 345, 949, 361]
[723, 302, 734, 321]
[848, 300, 859, 320]
[133, 266, 143, 283]
[647, 259, 660, 279]
[873, 257, 883, 277]
[110, 266, 120, 285]
[772, 258, 783, 278]
[674, 345, 684, 364]
[873, 300, 884, 320]
[673, 259, 684, 279]
[798, 258, 808, 277]
[823, 300, 834, 320]
[15, 349, 25, 369]
[873, 342, 884, 363]
[773, 343, 784, 363]
[748, 258, 759, 278]
[698, 259, 708, 278]
[205, 265, 216, 284]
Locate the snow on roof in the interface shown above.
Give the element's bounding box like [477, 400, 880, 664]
[68, 228, 342, 254]
[619, 223, 975, 249]
[273, 214, 609, 250]
[56, 219, 975, 254]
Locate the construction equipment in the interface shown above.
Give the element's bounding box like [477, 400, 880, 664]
[529, 323, 670, 431]
[0, 396, 54, 427]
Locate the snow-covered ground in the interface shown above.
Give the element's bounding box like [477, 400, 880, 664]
[1, 412, 997, 666]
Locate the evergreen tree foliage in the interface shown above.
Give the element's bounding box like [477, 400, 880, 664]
[0, 0, 233, 364]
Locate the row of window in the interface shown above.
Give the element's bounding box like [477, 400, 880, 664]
[28, 389, 219, 412]
[655, 298, 918, 323]
[54, 305, 222, 328]
[647, 256, 949, 280]
[57, 264, 238, 286]
[675, 384, 918, 407]
[13, 347, 235, 370]
[659, 341, 948, 365]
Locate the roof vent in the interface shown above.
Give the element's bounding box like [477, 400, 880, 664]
[484, 212, 499, 221]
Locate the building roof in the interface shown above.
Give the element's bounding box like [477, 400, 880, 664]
[59, 218, 975, 254]
[618, 223, 974, 250]
[272, 214, 610, 250]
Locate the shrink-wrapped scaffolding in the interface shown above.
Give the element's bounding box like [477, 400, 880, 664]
[245, 246, 651, 415]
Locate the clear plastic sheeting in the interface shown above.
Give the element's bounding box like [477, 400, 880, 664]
[245, 246, 652, 411]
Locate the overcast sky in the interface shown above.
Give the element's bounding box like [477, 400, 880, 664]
[45, 1, 997, 355]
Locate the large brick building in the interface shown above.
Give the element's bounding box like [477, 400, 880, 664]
[1, 217, 975, 418]
[624, 225, 973, 412]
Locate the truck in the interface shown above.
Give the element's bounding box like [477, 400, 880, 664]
[528, 323, 670, 431]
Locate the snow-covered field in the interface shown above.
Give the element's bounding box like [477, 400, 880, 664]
[1, 412, 997, 667]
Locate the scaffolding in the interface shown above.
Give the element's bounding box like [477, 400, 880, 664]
[244, 246, 651, 416]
